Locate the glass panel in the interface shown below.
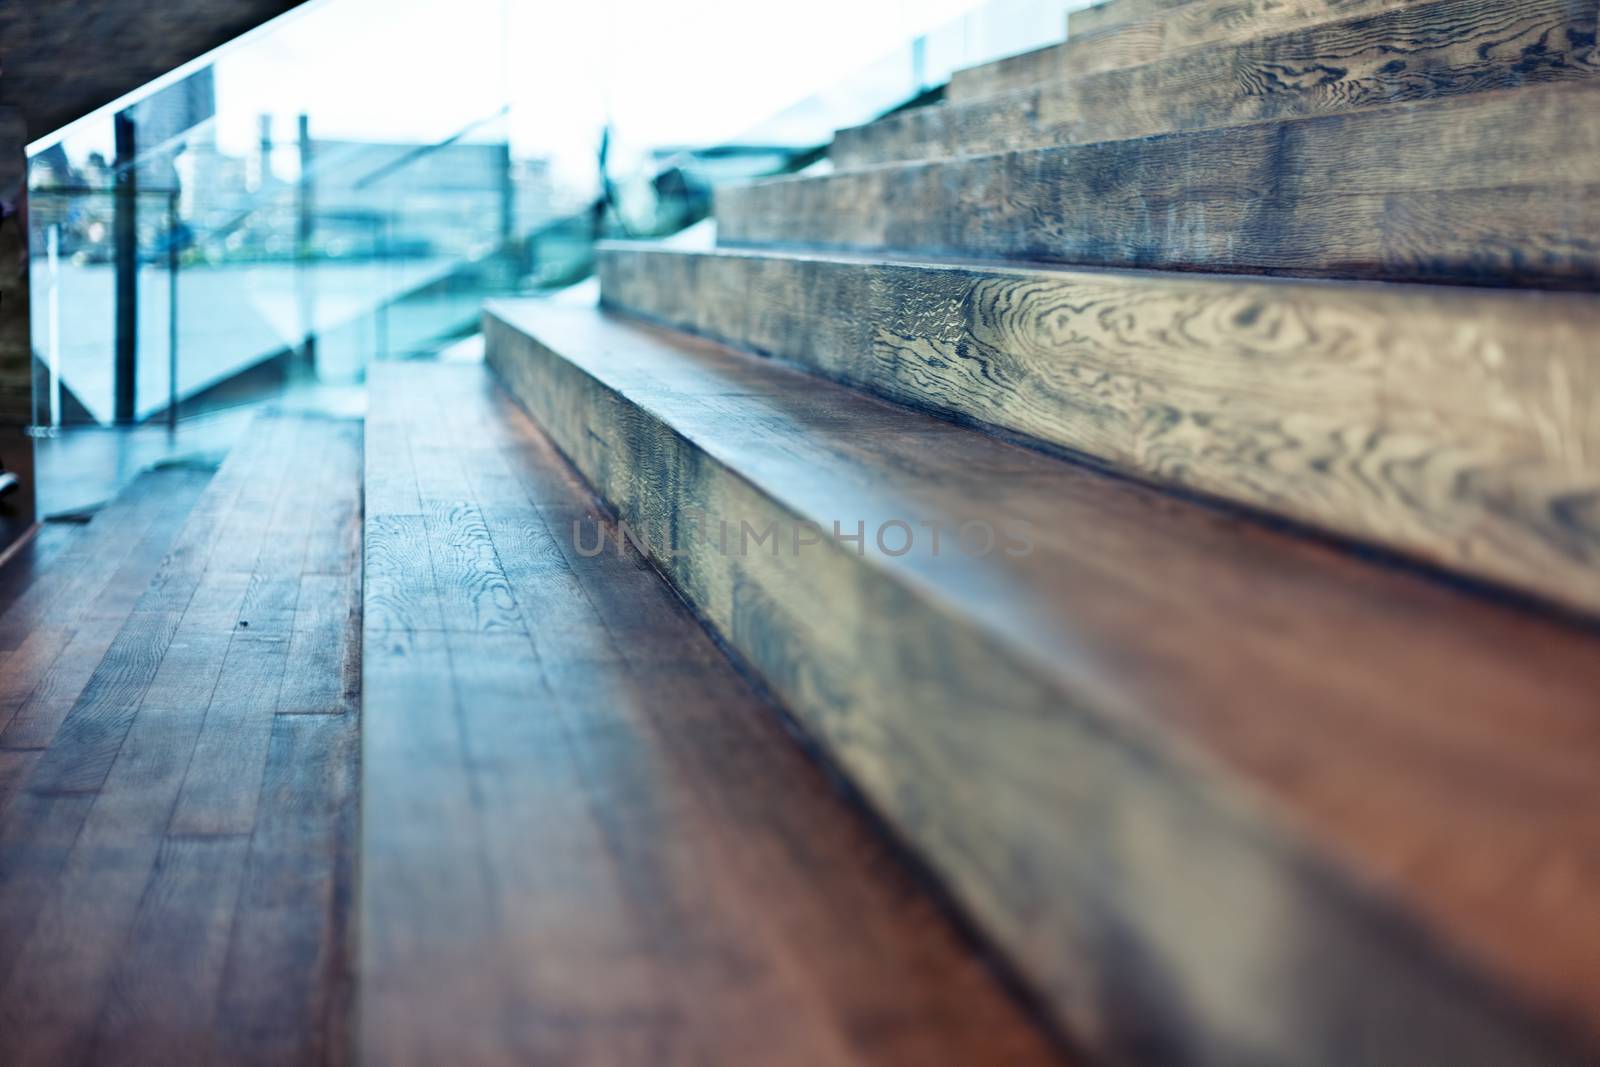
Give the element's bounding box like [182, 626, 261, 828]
[24, 0, 1082, 435]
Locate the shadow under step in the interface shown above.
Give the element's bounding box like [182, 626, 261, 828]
[597, 243, 1600, 617]
[841, 0, 1599, 168]
[485, 297, 1600, 1067]
[722, 80, 1600, 289]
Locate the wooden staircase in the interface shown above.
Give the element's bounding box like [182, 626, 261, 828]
[484, 0, 1600, 1064]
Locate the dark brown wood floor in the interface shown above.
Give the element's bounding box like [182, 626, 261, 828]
[362, 362, 1064, 1066]
[0, 413, 361, 1066]
[0, 367, 1065, 1065]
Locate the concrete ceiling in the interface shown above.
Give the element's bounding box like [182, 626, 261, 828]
[0, 0, 312, 139]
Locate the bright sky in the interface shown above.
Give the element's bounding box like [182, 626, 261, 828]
[209, 0, 1069, 175]
[43, 0, 1077, 190]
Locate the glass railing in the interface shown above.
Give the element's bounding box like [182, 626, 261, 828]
[28, 186, 182, 428]
[23, 0, 1081, 435]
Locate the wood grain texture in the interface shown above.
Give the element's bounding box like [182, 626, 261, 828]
[727, 81, 1600, 288]
[88, 834, 252, 1066]
[0, 473, 205, 749]
[598, 244, 1600, 616]
[487, 298, 1600, 1067]
[0, 411, 361, 1063]
[214, 712, 357, 1066]
[361, 360, 1066, 1066]
[947, 0, 1431, 102]
[840, 0, 1600, 167]
[1070, 0, 1196, 35]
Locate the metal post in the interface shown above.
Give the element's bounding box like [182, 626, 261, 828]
[498, 141, 516, 287]
[297, 113, 316, 366]
[167, 191, 179, 433]
[377, 214, 390, 361]
[113, 111, 138, 425]
[499, 141, 515, 245]
[46, 224, 60, 429]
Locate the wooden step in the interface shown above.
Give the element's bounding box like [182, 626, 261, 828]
[946, 42, 1067, 105]
[945, 0, 1436, 104]
[723, 81, 1600, 288]
[1070, 0, 1195, 36]
[597, 243, 1600, 616]
[486, 298, 1600, 1067]
[359, 361, 1067, 1065]
[841, 0, 1600, 168]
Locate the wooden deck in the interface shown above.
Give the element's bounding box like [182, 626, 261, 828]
[361, 361, 1064, 1066]
[0, 413, 360, 1065]
[0, 369, 1065, 1065]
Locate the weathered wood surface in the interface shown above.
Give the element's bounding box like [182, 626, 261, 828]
[1069, 0, 1195, 36]
[946, 43, 1069, 105]
[947, 0, 1431, 103]
[0, 1, 310, 138]
[598, 245, 1600, 615]
[842, 0, 1600, 168]
[360, 360, 1066, 1066]
[727, 81, 1600, 288]
[0, 411, 361, 1065]
[488, 298, 1600, 1067]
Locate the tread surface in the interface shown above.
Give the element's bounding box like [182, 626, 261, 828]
[359, 360, 1068, 1067]
[487, 297, 1600, 1067]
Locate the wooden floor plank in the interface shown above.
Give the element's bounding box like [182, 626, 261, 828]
[279, 572, 361, 715]
[166, 633, 289, 836]
[364, 514, 445, 637]
[360, 360, 1066, 1066]
[302, 419, 362, 578]
[0, 472, 178, 651]
[215, 712, 356, 1066]
[24, 607, 187, 796]
[0, 748, 38, 822]
[0, 410, 363, 1062]
[0, 525, 75, 625]
[88, 834, 251, 1067]
[0, 622, 114, 748]
[422, 501, 526, 636]
[0, 703, 209, 1066]
[0, 467, 212, 746]
[0, 791, 95, 986]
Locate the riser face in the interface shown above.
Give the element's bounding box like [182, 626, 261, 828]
[485, 302, 1600, 1067]
[843, 0, 1600, 168]
[724, 82, 1600, 289]
[597, 246, 1600, 617]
